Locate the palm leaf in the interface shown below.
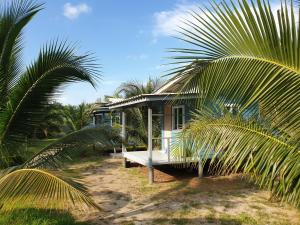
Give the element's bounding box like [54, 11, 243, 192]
[169, 0, 300, 137]
[0, 40, 100, 148]
[22, 126, 121, 169]
[174, 106, 300, 207]
[0, 168, 100, 211]
[0, 0, 42, 105]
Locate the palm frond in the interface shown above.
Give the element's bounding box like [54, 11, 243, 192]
[169, 0, 300, 136]
[0, 0, 42, 105]
[174, 106, 300, 207]
[22, 126, 121, 169]
[0, 168, 100, 211]
[0, 40, 100, 147]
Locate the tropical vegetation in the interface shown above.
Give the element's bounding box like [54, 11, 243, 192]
[63, 102, 94, 132]
[112, 77, 163, 146]
[0, 0, 117, 211]
[170, 0, 300, 207]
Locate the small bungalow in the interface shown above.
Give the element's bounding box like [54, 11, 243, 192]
[92, 78, 203, 184]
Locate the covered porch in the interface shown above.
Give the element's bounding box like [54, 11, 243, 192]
[107, 93, 201, 184]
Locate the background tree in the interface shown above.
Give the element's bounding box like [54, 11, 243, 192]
[170, 0, 300, 207]
[115, 77, 163, 146]
[63, 102, 94, 132]
[31, 102, 66, 138]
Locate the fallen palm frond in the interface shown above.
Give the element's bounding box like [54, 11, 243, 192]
[0, 168, 100, 211]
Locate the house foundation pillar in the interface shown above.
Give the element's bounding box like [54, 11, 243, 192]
[148, 107, 154, 184]
[198, 161, 203, 178]
[121, 111, 126, 152]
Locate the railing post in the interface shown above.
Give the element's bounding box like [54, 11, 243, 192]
[167, 137, 170, 163]
[121, 111, 126, 153]
[148, 107, 154, 184]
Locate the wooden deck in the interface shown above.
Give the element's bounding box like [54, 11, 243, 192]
[123, 150, 197, 166]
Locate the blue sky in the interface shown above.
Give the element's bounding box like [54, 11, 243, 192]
[23, 0, 204, 105]
[24, 0, 282, 105]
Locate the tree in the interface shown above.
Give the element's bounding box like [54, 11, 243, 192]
[0, 0, 109, 211]
[170, 0, 300, 207]
[116, 77, 162, 98]
[115, 77, 163, 145]
[31, 102, 66, 138]
[63, 102, 94, 132]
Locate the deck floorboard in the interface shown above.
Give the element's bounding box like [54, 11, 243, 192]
[123, 151, 196, 166]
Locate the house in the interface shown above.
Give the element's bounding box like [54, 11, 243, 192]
[92, 78, 203, 184]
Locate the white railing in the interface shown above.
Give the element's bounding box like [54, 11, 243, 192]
[152, 137, 172, 163]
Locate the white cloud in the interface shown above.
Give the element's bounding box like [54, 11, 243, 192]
[152, 1, 287, 40]
[126, 54, 148, 60]
[63, 3, 91, 20]
[152, 2, 200, 38]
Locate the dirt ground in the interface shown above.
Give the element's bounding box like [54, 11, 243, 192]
[69, 157, 300, 225]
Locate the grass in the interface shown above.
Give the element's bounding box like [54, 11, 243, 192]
[0, 209, 87, 225]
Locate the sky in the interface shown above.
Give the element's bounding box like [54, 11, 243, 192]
[22, 0, 206, 105]
[23, 0, 282, 105]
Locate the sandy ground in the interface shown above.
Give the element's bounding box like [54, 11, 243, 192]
[69, 157, 300, 225]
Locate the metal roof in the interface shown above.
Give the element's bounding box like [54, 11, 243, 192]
[105, 92, 198, 110]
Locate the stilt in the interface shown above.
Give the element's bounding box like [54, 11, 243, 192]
[121, 111, 126, 152]
[198, 161, 203, 178]
[148, 167, 154, 184]
[148, 107, 154, 184]
[123, 157, 130, 168]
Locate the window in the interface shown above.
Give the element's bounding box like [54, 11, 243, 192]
[225, 104, 239, 116]
[172, 106, 185, 130]
[94, 114, 103, 125]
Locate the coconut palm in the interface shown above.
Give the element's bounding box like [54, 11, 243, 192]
[63, 102, 94, 132]
[116, 77, 162, 98]
[170, 0, 300, 207]
[0, 0, 110, 211]
[115, 77, 163, 145]
[32, 102, 66, 138]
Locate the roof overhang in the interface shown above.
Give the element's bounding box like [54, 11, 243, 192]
[106, 93, 198, 110]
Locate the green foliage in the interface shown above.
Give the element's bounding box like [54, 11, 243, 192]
[114, 77, 163, 146]
[169, 0, 300, 207]
[22, 126, 121, 169]
[63, 102, 94, 132]
[115, 77, 163, 98]
[174, 105, 299, 207]
[0, 0, 103, 212]
[0, 208, 87, 225]
[31, 103, 66, 139]
[0, 169, 100, 211]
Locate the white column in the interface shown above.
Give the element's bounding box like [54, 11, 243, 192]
[148, 107, 154, 184]
[121, 111, 126, 153]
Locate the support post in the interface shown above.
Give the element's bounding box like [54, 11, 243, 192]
[123, 157, 130, 168]
[198, 161, 203, 178]
[148, 107, 154, 184]
[167, 137, 170, 163]
[92, 115, 96, 126]
[121, 111, 126, 153]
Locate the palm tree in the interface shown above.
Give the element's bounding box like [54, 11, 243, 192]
[115, 77, 163, 145]
[63, 102, 94, 132]
[32, 102, 66, 138]
[116, 77, 162, 98]
[170, 0, 300, 207]
[0, 0, 113, 211]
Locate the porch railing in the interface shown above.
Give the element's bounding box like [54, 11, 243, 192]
[152, 137, 172, 162]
